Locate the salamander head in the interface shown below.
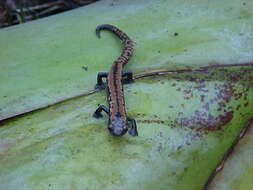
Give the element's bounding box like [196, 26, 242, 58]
[108, 117, 128, 136]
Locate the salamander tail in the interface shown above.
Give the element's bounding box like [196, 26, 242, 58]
[95, 24, 115, 38]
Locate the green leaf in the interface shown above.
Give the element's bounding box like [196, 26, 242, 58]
[209, 123, 253, 190]
[0, 0, 253, 190]
[1, 0, 253, 120]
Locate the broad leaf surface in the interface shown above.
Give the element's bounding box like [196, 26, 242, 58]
[0, 0, 253, 189]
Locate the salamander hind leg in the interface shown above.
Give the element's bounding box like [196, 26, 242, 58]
[127, 116, 138, 136]
[95, 72, 108, 90]
[122, 71, 134, 84]
[93, 104, 109, 118]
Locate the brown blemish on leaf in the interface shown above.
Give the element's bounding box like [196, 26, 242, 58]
[177, 112, 183, 116]
[157, 142, 163, 152]
[236, 104, 241, 110]
[135, 112, 146, 117]
[244, 102, 249, 107]
[137, 66, 251, 133]
[137, 119, 166, 125]
[183, 89, 192, 94]
[200, 95, 205, 102]
[173, 111, 234, 131]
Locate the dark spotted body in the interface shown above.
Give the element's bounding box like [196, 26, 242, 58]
[95, 24, 136, 136]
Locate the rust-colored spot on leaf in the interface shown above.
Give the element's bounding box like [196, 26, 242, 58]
[173, 111, 234, 131]
[244, 102, 249, 107]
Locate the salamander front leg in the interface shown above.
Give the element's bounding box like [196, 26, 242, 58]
[95, 72, 108, 90]
[127, 116, 138, 136]
[122, 71, 134, 84]
[93, 104, 109, 118]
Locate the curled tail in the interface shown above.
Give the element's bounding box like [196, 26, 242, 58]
[95, 24, 134, 64]
[96, 24, 130, 41]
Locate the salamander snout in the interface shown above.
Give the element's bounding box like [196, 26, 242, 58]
[109, 117, 128, 136]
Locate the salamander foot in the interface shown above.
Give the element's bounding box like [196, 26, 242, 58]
[93, 104, 109, 118]
[127, 116, 138, 136]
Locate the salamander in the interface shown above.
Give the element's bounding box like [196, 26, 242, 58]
[92, 24, 138, 137]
